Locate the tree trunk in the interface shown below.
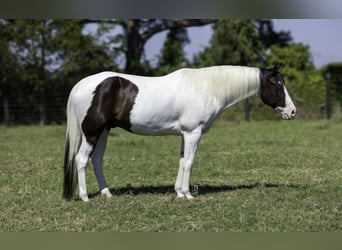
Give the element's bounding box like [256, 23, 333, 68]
[39, 22, 47, 125]
[244, 99, 250, 122]
[123, 19, 215, 74]
[125, 20, 145, 74]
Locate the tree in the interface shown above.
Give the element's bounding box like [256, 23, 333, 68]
[255, 20, 293, 64]
[0, 20, 20, 125]
[195, 19, 293, 67]
[103, 19, 215, 74]
[4, 20, 57, 124]
[55, 20, 116, 87]
[256, 20, 292, 49]
[156, 26, 190, 75]
[0, 19, 116, 124]
[195, 20, 261, 67]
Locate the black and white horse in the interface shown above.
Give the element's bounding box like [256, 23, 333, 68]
[63, 64, 296, 201]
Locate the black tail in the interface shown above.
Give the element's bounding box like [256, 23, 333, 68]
[63, 135, 78, 200]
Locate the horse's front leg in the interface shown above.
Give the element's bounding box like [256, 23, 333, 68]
[175, 136, 185, 198]
[176, 126, 202, 199]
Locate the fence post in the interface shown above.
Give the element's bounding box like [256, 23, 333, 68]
[244, 99, 250, 122]
[326, 72, 332, 120]
[3, 96, 10, 126]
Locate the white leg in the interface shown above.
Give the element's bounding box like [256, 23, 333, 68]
[175, 136, 185, 198]
[101, 187, 112, 198]
[91, 129, 112, 198]
[176, 126, 202, 199]
[76, 137, 93, 202]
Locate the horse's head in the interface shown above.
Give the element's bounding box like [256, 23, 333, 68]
[260, 64, 296, 120]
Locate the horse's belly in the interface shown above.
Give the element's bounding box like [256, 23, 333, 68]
[129, 113, 181, 135]
[129, 100, 181, 135]
[130, 122, 181, 135]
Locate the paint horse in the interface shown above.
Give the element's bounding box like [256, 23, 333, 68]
[63, 64, 296, 202]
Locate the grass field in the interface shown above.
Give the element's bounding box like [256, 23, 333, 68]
[0, 120, 341, 231]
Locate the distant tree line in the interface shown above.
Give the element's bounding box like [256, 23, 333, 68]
[0, 19, 341, 125]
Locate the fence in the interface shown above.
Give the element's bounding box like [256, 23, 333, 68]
[1, 76, 341, 125]
[0, 88, 69, 125]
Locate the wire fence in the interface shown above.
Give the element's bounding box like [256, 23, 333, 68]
[0, 88, 69, 125]
[0, 94, 335, 126]
[1, 77, 341, 126]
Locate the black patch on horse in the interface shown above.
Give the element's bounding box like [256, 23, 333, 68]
[259, 65, 286, 109]
[82, 76, 139, 146]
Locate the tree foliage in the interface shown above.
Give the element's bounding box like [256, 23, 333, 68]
[98, 19, 215, 74]
[0, 19, 114, 124]
[195, 20, 261, 67]
[256, 20, 292, 49]
[156, 26, 190, 75]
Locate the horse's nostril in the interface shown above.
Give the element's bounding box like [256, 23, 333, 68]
[291, 109, 296, 117]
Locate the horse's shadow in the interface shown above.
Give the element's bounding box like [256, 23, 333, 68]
[88, 182, 302, 199]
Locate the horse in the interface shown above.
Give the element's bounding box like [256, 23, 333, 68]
[63, 64, 296, 202]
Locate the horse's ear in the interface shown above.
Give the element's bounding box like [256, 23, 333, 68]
[274, 63, 282, 72]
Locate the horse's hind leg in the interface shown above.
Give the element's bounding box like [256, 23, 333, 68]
[76, 137, 94, 202]
[91, 129, 112, 198]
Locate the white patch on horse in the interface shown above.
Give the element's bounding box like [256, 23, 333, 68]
[129, 66, 261, 135]
[275, 85, 296, 119]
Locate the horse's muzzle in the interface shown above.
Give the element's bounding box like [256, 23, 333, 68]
[276, 106, 296, 120]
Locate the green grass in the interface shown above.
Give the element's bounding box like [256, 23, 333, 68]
[0, 120, 341, 231]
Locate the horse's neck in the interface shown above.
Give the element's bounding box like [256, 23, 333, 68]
[181, 66, 261, 110]
[218, 67, 261, 111]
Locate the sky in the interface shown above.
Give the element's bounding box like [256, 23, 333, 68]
[145, 19, 342, 69]
[272, 19, 342, 68]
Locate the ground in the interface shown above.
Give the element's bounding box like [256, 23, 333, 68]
[0, 120, 341, 231]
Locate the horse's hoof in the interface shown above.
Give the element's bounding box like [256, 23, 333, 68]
[80, 194, 89, 202]
[176, 192, 185, 198]
[101, 188, 112, 198]
[185, 192, 194, 200]
[176, 192, 194, 199]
